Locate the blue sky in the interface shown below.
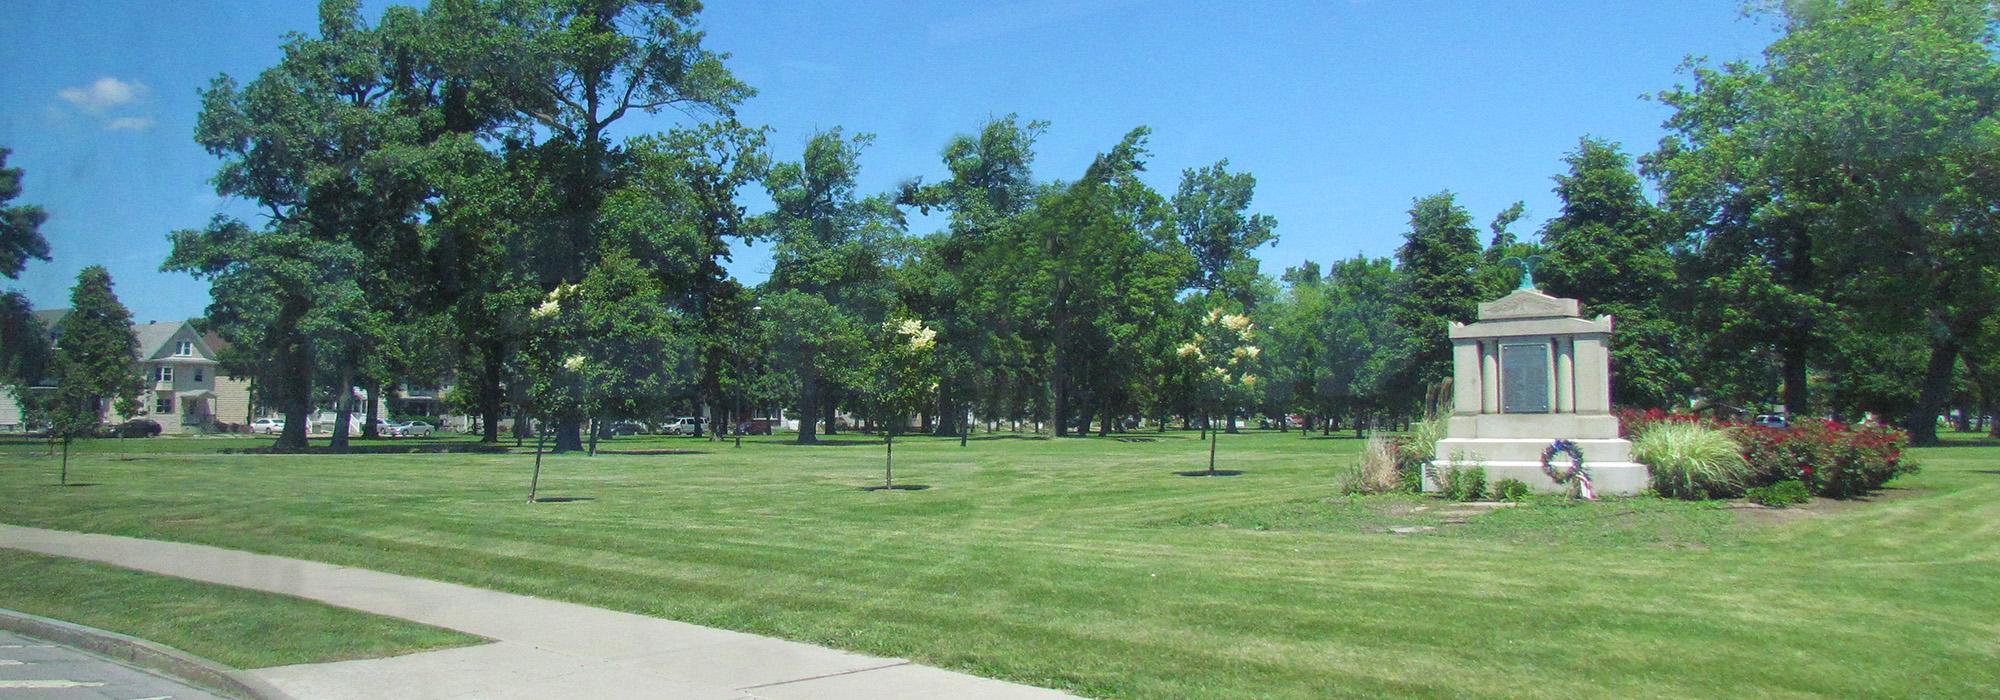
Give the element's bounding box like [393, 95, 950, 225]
[0, 1, 1775, 323]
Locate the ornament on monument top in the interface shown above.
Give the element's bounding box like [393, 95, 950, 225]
[1501, 254, 1543, 291]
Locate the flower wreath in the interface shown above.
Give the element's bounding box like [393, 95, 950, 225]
[1540, 438, 1596, 500]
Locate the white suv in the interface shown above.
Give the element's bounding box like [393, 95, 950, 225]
[661, 417, 701, 435]
[251, 418, 285, 435]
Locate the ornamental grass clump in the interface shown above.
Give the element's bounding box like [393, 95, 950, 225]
[1633, 421, 1749, 500]
[1338, 434, 1406, 494]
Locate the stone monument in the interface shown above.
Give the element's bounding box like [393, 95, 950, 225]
[1428, 269, 1647, 496]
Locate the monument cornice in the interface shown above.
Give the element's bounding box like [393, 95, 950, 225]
[1449, 315, 1613, 339]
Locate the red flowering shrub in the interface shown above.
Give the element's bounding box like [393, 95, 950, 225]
[1736, 420, 1914, 499]
[1619, 410, 1917, 499]
[1615, 408, 1723, 438]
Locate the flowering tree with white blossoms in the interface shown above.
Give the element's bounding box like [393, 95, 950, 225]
[859, 317, 939, 489]
[1179, 307, 1261, 475]
[522, 254, 684, 499]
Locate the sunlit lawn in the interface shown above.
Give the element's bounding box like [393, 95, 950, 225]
[0, 429, 1994, 698]
[0, 549, 480, 668]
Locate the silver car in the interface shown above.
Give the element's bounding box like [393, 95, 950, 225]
[390, 420, 436, 437]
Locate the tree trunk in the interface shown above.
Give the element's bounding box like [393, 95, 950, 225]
[60, 437, 69, 486]
[330, 368, 355, 453]
[1207, 414, 1218, 476]
[274, 339, 313, 451]
[933, 388, 957, 437]
[528, 428, 545, 503]
[480, 344, 504, 443]
[361, 380, 381, 439]
[823, 396, 838, 435]
[553, 417, 583, 453]
[884, 432, 894, 489]
[796, 371, 820, 444]
[1052, 374, 1071, 437]
[1226, 412, 1238, 434]
[587, 418, 600, 456]
[1904, 337, 1958, 446]
[1781, 339, 1810, 418]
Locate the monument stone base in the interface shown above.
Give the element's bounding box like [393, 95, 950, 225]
[1428, 436, 1649, 496]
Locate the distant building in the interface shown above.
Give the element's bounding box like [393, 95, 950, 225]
[0, 313, 254, 434]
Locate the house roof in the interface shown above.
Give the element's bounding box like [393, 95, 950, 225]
[133, 323, 182, 358]
[30, 308, 217, 362]
[31, 308, 69, 329]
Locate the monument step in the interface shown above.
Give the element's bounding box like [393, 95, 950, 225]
[1435, 437, 1632, 464]
[1424, 460, 1650, 496]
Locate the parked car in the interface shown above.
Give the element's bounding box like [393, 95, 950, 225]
[251, 418, 285, 435]
[596, 421, 645, 438]
[390, 420, 436, 437]
[659, 417, 702, 435]
[733, 419, 773, 436]
[104, 418, 162, 438]
[1752, 414, 1790, 429]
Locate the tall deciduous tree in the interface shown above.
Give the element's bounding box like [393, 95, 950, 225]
[899, 115, 1046, 438]
[0, 148, 50, 280]
[1390, 192, 1483, 416]
[1175, 160, 1278, 310]
[1539, 137, 1687, 408]
[757, 129, 906, 443]
[0, 149, 52, 407]
[1650, 0, 2000, 443]
[50, 267, 141, 485]
[1022, 127, 1192, 436]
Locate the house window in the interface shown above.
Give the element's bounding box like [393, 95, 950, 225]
[194, 369, 204, 382]
[176, 341, 193, 356]
[155, 395, 174, 414]
[156, 366, 173, 382]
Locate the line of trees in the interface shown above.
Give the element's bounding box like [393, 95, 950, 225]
[5, 0, 1997, 451]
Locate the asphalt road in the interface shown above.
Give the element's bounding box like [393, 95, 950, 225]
[0, 630, 224, 700]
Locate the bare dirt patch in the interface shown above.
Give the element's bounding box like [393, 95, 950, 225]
[1727, 487, 1924, 526]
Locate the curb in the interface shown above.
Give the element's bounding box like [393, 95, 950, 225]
[0, 608, 292, 700]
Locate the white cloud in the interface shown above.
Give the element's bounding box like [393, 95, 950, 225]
[105, 116, 155, 132]
[58, 77, 149, 114]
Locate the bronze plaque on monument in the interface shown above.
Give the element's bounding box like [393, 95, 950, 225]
[1500, 342, 1550, 414]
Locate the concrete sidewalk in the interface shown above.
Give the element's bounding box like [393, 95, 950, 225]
[0, 524, 1078, 699]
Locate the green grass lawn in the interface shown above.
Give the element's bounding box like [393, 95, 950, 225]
[0, 548, 481, 668]
[0, 429, 1994, 698]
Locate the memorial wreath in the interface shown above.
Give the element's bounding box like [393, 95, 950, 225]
[1540, 438, 1597, 500]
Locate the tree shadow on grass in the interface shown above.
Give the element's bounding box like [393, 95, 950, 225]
[531, 496, 594, 503]
[1973, 470, 2000, 475]
[1174, 470, 1245, 477]
[860, 484, 931, 491]
[592, 449, 706, 456]
[966, 434, 1048, 442]
[53, 483, 101, 488]
[1912, 438, 2000, 448]
[777, 439, 883, 447]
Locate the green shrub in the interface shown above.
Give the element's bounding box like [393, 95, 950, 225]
[1426, 457, 1486, 501]
[1633, 421, 1750, 500]
[1494, 478, 1531, 501]
[1746, 480, 1811, 507]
